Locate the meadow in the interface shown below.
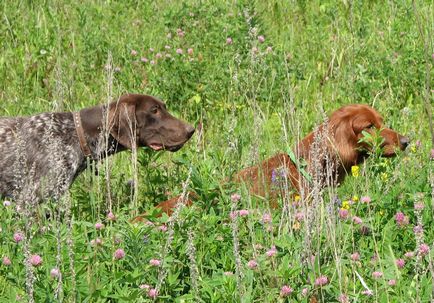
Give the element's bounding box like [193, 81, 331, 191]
[0, 0, 433, 302]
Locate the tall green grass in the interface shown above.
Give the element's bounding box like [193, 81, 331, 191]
[0, 0, 433, 302]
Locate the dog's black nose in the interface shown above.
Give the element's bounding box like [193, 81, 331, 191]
[186, 125, 195, 138]
[400, 136, 410, 149]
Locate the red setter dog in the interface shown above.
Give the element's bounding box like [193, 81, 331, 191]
[133, 104, 408, 220]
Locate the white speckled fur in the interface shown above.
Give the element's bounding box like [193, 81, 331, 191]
[0, 94, 195, 202]
[0, 112, 85, 200]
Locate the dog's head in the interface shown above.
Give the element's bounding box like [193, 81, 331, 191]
[329, 104, 409, 166]
[108, 94, 195, 151]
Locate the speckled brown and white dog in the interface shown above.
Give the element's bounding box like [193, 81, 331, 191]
[0, 94, 195, 201]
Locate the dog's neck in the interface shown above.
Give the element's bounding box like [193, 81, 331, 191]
[77, 104, 126, 160]
[295, 125, 358, 188]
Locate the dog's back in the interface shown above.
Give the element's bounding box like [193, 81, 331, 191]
[0, 113, 81, 200]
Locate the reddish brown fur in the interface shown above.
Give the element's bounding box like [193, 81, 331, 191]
[151, 195, 194, 216]
[232, 153, 299, 201]
[132, 104, 408, 222]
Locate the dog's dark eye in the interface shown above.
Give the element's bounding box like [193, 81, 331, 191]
[366, 124, 374, 129]
[150, 106, 159, 114]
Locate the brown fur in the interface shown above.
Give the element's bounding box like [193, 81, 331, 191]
[0, 94, 195, 201]
[132, 104, 408, 222]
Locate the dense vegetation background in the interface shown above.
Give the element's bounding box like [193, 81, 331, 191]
[1, 1, 433, 302]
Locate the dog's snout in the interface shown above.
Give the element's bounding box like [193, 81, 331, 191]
[185, 125, 195, 138]
[400, 136, 410, 149]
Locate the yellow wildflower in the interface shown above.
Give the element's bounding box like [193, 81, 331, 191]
[294, 194, 301, 202]
[292, 221, 301, 230]
[381, 173, 389, 182]
[379, 210, 384, 216]
[341, 200, 350, 210]
[352, 196, 359, 202]
[410, 145, 417, 153]
[351, 165, 360, 177]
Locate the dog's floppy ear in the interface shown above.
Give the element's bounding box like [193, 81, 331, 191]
[329, 114, 358, 166]
[108, 98, 137, 149]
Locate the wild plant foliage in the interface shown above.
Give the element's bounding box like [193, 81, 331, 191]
[1, 1, 433, 302]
